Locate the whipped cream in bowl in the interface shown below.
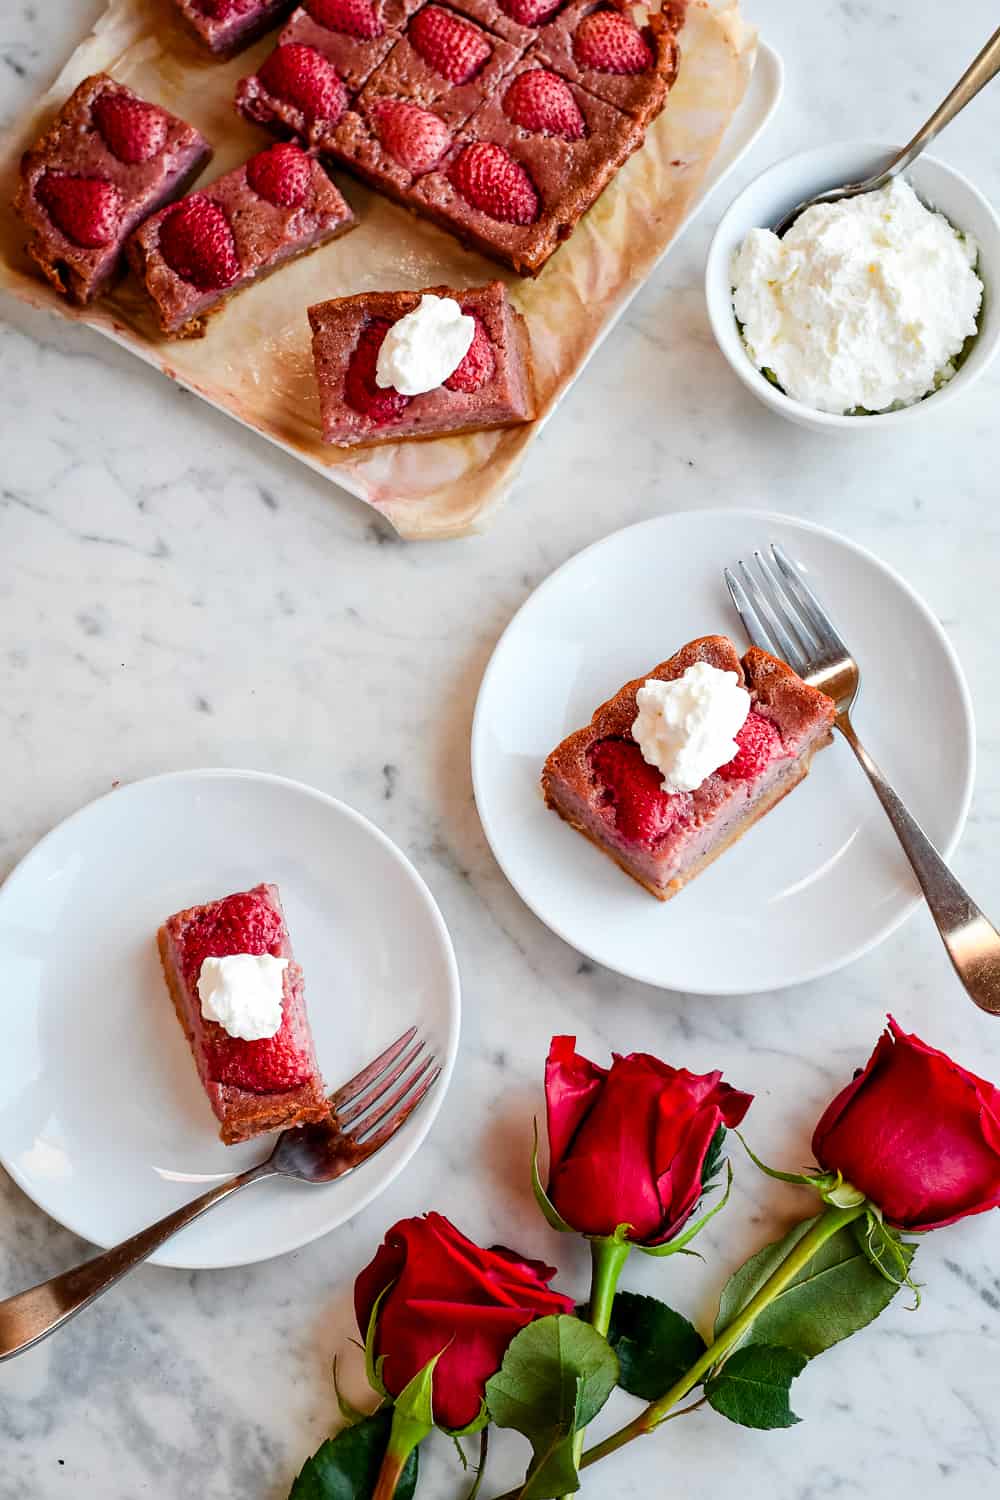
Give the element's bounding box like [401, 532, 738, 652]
[375, 294, 475, 396]
[705, 143, 1000, 432]
[633, 661, 751, 793]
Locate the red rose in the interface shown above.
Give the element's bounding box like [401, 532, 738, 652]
[354, 1213, 575, 1432]
[812, 1016, 1000, 1231]
[544, 1036, 753, 1244]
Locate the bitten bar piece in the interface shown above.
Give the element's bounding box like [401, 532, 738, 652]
[14, 73, 211, 304]
[170, 0, 299, 56]
[158, 882, 328, 1145]
[127, 141, 355, 337]
[410, 59, 644, 276]
[308, 279, 535, 446]
[542, 637, 836, 901]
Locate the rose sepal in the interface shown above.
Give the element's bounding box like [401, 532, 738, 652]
[735, 1132, 865, 1207]
[855, 1207, 921, 1304]
[333, 1354, 381, 1426]
[531, 1118, 576, 1234]
[638, 1160, 734, 1259]
[442, 1397, 490, 1439]
[363, 1284, 393, 1400]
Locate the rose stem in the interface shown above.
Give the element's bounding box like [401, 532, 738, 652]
[489, 1203, 865, 1500]
[558, 1237, 632, 1499]
[580, 1204, 865, 1468]
[372, 1406, 432, 1500]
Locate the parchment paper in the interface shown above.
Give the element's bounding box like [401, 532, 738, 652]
[0, 0, 755, 539]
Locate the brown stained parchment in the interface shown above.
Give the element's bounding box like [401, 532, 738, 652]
[0, 0, 755, 539]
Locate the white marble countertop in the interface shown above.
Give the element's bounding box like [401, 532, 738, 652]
[3, 2, 1000, 1496]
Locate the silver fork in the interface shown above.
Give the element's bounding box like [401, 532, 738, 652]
[0, 1027, 440, 1362]
[725, 544, 1000, 1016]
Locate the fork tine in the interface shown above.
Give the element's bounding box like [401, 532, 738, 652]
[327, 1026, 417, 1113]
[737, 560, 808, 673]
[724, 566, 774, 653]
[337, 1038, 426, 1128]
[352, 1067, 442, 1158]
[751, 550, 820, 658]
[770, 544, 851, 657]
[349, 1055, 438, 1141]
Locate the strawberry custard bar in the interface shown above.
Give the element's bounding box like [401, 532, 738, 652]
[308, 279, 535, 445]
[158, 882, 328, 1144]
[14, 74, 211, 304]
[127, 142, 355, 336]
[412, 59, 643, 275]
[533, 0, 679, 123]
[170, 0, 299, 55]
[542, 636, 836, 901]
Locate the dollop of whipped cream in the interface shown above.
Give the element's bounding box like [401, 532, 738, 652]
[731, 177, 982, 414]
[632, 661, 751, 793]
[197, 954, 288, 1041]
[375, 294, 475, 396]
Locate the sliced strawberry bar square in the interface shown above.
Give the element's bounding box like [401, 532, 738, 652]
[327, 93, 454, 201]
[170, 0, 298, 55]
[410, 60, 643, 276]
[127, 142, 355, 337]
[533, 0, 679, 123]
[308, 279, 535, 446]
[354, 6, 525, 132]
[14, 73, 211, 304]
[542, 636, 836, 901]
[445, 0, 571, 47]
[158, 882, 328, 1144]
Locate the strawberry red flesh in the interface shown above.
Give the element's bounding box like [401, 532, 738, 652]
[373, 100, 451, 174]
[92, 92, 169, 165]
[246, 142, 313, 207]
[259, 43, 349, 125]
[499, 0, 564, 22]
[449, 141, 539, 224]
[36, 172, 124, 248]
[345, 317, 412, 422]
[444, 313, 495, 392]
[573, 10, 653, 74]
[590, 738, 688, 849]
[503, 69, 585, 139]
[305, 0, 384, 37]
[409, 6, 492, 84]
[159, 195, 240, 290]
[716, 712, 783, 782]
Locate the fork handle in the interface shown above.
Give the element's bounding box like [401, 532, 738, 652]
[0, 1162, 276, 1363]
[838, 713, 1000, 1015]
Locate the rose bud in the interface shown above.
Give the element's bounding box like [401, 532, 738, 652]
[544, 1036, 753, 1244]
[812, 1016, 1000, 1231]
[354, 1212, 575, 1432]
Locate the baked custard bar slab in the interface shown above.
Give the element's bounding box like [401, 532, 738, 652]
[158, 882, 328, 1145]
[542, 636, 836, 901]
[170, 0, 299, 56]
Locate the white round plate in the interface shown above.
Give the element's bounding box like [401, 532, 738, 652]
[0, 770, 460, 1269]
[472, 510, 974, 994]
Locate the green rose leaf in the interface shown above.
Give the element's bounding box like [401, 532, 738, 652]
[288, 1412, 418, 1500]
[715, 1215, 916, 1358]
[603, 1291, 707, 1401]
[704, 1344, 807, 1430]
[485, 1314, 619, 1499]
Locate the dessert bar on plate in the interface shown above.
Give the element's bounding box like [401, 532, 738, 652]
[128, 142, 355, 336]
[542, 635, 836, 900]
[14, 73, 211, 304]
[533, 0, 679, 123]
[308, 278, 535, 445]
[170, 0, 299, 56]
[158, 881, 329, 1144]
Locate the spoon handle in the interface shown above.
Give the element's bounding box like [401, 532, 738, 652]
[0, 1162, 275, 1363]
[890, 25, 1000, 178]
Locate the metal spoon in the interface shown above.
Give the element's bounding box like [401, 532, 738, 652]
[773, 25, 1000, 236]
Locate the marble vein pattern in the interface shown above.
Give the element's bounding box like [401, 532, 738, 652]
[2, 1, 1000, 1497]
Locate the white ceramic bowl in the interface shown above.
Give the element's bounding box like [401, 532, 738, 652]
[705, 141, 1000, 431]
